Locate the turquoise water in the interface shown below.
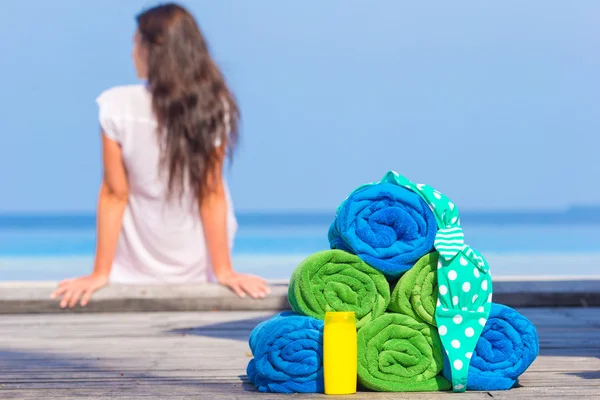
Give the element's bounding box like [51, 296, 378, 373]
[2, 225, 600, 257]
[1, 213, 600, 280]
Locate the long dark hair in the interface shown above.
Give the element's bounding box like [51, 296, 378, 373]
[136, 3, 239, 203]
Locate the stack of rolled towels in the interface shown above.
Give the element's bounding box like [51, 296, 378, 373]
[247, 171, 539, 393]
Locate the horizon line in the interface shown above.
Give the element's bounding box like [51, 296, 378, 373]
[0, 204, 599, 217]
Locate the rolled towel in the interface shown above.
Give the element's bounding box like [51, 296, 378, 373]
[388, 252, 439, 326]
[288, 250, 390, 329]
[443, 303, 539, 391]
[247, 312, 324, 393]
[329, 182, 437, 279]
[357, 313, 452, 392]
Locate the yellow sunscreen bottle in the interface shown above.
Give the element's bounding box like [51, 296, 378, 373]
[323, 311, 357, 395]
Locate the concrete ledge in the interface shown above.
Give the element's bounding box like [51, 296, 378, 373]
[1, 277, 599, 314]
[492, 277, 600, 307]
[0, 282, 290, 314]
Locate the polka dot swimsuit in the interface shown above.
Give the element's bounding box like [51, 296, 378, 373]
[382, 171, 493, 392]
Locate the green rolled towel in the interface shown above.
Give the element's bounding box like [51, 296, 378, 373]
[288, 249, 390, 329]
[357, 313, 451, 392]
[388, 252, 439, 326]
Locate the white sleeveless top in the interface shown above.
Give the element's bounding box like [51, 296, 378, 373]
[96, 85, 238, 284]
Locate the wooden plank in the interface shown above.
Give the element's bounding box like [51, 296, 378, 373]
[516, 371, 600, 386]
[4, 336, 598, 352]
[0, 385, 497, 400]
[527, 357, 600, 372]
[1, 385, 599, 399]
[491, 386, 600, 399]
[2, 362, 597, 379]
[2, 354, 598, 373]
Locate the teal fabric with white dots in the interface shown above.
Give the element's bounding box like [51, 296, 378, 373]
[381, 171, 493, 392]
[436, 245, 493, 392]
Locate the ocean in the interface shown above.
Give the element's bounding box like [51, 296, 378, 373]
[1, 211, 599, 281]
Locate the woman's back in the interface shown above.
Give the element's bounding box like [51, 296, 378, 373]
[97, 85, 237, 284]
[52, 3, 267, 309]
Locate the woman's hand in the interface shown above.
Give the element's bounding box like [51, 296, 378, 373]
[218, 272, 270, 299]
[52, 134, 128, 310]
[51, 274, 109, 308]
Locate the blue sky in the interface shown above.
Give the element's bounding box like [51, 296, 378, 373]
[0, 0, 598, 213]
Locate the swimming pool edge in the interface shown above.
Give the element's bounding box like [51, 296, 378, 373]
[0, 278, 599, 314]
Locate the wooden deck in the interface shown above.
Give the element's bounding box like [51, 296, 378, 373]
[1, 308, 599, 399]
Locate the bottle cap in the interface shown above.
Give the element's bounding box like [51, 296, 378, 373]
[325, 311, 356, 323]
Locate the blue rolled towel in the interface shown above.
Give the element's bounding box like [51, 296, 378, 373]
[247, 312, 324, 393]
[329, 182, 437, 279]
[443, 303, 539, 390]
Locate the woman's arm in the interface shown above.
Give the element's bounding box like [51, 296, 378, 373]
[51, 133, 129, 308]
[201, 148, 269, 299]
[93, 134, 129, 277]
